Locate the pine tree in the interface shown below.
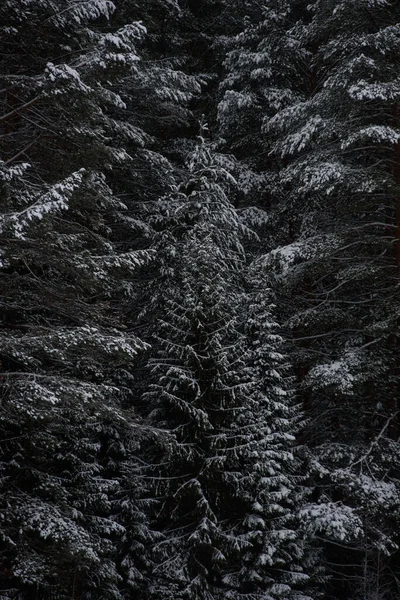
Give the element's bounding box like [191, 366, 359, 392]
[141, 137, 316, 600]
[218, 0, 311, 245]
[230, 265, 320, 600]
[0, 2, 155, 597]
[249, 1, 400, 597]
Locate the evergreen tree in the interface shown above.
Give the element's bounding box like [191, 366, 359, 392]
[246, 1, 400, 597]
[219, 1, 400, 597]
[5, 1, 400, 598]
[106, 0, 203, 206]
[218, 0, 311, 243]
[142, 138, 316, 600]
[0, 1, 155, 597]
[233, 265, 320, 600]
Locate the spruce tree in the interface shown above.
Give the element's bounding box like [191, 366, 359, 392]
[141, 138, 316, 600]
[218, 0, 311, 244]
[0, 2, 154, 597]
[245, 1, 400, 597]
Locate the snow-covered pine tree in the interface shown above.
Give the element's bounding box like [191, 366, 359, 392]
[230, 264, 321, 600]
[104, 0, 203, 208]
[255, 0, 400, 597]
[219, 0, 291, 163]
[0, 2, 155, 597]
[176, 0, 247, 129]
[218, 0, 311, 247]
[141, 137, 316, 600]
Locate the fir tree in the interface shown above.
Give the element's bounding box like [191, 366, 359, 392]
[218, 0, 311, 244]
[251, 1, 400, 597]
[142, 138, 316, 600]
[0, 2, 154, 597]
[219, 1, 400, 596]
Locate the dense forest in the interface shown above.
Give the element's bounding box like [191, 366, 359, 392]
[1, 1, 400, 599]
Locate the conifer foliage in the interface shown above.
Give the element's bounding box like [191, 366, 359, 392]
[220, 0, 400, 598]
[2, 1, 399, 599]
[0, 1, 153, 598]
[265, 2, 400, 597]
[142, 139, 315, 600]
